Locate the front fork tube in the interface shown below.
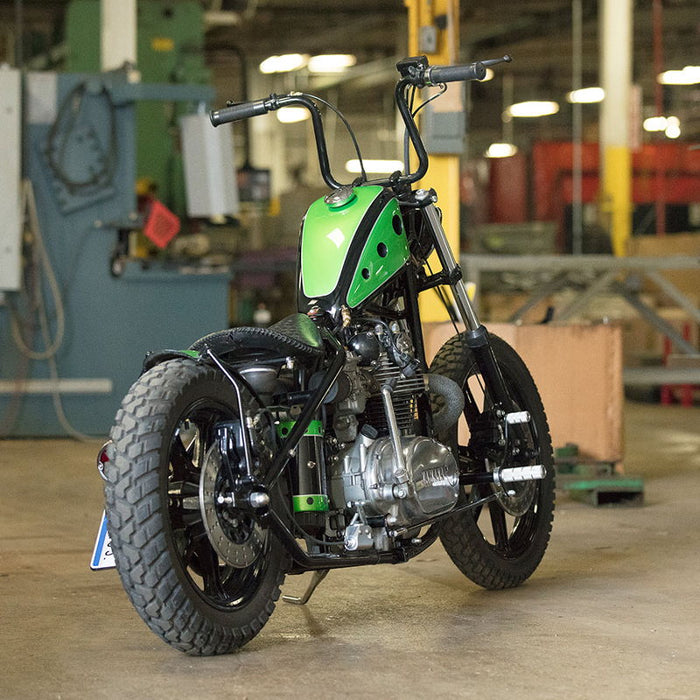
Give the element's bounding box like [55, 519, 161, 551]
[421, 197, 480, 331]
[421, 195, 514, 410]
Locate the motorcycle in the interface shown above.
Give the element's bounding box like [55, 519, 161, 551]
[96, 54, 554, 656]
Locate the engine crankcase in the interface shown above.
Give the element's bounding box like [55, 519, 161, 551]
[335, 435, 460, 527]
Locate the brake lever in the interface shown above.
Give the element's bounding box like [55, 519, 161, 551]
[481, 55, 513, 67]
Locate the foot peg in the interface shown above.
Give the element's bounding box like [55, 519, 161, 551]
[505, 411, 530, 425]
[495, 464, 546, 484]
[282, 570, 329, 606]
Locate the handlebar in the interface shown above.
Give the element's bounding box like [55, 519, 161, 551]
[210, 54, 513, 189]
[210, 98, 269, 126]
[427, 62, 487, 84]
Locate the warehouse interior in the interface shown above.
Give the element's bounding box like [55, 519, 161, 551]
[0, 0, 698, 697]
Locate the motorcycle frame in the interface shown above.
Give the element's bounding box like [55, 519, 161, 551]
[203, 62, 520, 574]
[240, 198, 513, 574]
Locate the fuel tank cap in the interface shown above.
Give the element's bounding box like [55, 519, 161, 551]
[324, 185, 357, 208]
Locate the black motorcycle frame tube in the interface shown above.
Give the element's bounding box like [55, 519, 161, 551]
[264, 328, 345, 490]
[270, 507, 441, 574]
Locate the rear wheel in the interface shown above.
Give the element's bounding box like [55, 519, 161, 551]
[431, 333, 555, 589]
[104, 359, 285, 655]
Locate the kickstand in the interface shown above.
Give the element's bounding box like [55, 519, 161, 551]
[282, 570, 329, 606]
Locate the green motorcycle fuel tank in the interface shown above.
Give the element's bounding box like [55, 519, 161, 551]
[298, 185, 410, 314]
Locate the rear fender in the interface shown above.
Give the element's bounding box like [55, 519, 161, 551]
[141, 349, 201, 374]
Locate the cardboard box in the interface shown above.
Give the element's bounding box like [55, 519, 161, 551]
[424, 322, 624, 463]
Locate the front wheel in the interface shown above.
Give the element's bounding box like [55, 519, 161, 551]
[104, 359, 286, 655]
[431, 333, 555, 590]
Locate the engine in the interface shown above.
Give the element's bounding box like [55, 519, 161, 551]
[325, 319, 463, 551]
[241, 316, 465, 553]
[330, 428, 459, 549]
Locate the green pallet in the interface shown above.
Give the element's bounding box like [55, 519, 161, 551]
[562, 477, 645, 506]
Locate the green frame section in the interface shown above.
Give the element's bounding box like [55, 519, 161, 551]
[292, 494, 329, 513]
[276, 419, 323, 439]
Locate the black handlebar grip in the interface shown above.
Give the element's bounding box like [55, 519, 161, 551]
[210, 99, 269, 126]
[427, 61, 487, 84]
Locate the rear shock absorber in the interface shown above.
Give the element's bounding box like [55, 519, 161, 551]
[279, 416, 328, 535]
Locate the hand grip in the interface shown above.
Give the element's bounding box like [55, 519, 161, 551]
[210, 99, 269, 126]
[427, 61, 487, 84]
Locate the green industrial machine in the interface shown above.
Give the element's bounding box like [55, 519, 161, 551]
[65, 0, 209, 215]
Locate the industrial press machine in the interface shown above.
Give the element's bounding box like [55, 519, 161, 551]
[0, 0, 239, 436]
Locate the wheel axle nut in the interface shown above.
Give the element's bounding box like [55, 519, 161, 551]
[249, 492, 270, 508]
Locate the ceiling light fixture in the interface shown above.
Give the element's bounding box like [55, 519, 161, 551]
[506, 100, 560, 118]
[345, 159, 403, 174]
[484, 142, 519, 158]
[259, 53, 308, 74]
[567, 86, 605, 104]
[658, 66, 700, 85]
[643, 115, 681, 138]
[308, 54, 357, 74]
[276, 107, 310, 124]
[665, 118, 681, 139]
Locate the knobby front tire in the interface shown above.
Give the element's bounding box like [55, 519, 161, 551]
[431, 334, 555, 590]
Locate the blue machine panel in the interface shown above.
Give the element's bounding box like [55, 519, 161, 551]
[0, 72, 229, 437]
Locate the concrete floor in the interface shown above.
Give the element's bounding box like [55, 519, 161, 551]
[1, 401, 699, 699]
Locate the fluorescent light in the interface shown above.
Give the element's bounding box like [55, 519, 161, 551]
[643, 115, 675, 132]
[308, 54, 357, 73]
[484, 143, 519, 158]
[259, 53, 308, 74]
[276, 107, 310, 124]
[643, 116, 667, 132]
[506, 100, 559, 118]
[345, 159, 403, 174]
[658, 66, 700, 85]
[643, 115, 681, 138]
[567, 86, 605, 104]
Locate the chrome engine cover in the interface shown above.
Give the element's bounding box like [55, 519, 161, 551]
[332, 433, 460, 528]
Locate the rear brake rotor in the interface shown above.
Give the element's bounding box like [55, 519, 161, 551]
[199, 447, 265, 568]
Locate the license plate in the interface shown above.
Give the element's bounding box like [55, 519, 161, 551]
[90, 511, 115, 570]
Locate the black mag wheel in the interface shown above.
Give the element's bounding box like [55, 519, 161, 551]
[430, 333, 555, 590]
[104, 358, 286, 655]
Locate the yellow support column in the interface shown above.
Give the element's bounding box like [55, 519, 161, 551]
[600, 0, 633, 256]
[405, 0, 461, 322]
[602, 145, 632, 257]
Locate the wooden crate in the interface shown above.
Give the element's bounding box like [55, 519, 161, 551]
[424, 322, 624, 463]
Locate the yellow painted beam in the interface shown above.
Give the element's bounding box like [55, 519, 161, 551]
[601, 145, 632, 257]
[404, 0, 461, 322]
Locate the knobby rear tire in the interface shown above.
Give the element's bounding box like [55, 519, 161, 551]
[104, 359, 286, 655]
